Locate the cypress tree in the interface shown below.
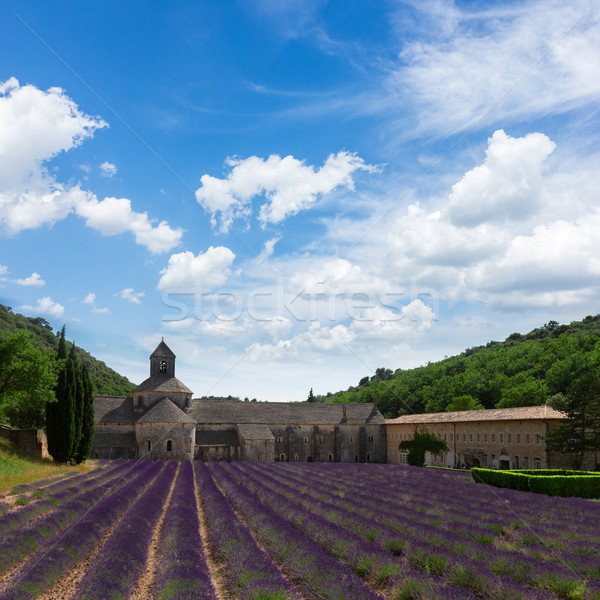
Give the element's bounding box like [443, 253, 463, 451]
[46, 327, 76, 463]
[74, 364, 95, 463]
[69, 345, 83, 463]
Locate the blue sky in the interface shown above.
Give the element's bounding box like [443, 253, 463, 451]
[1, 1, 599, 401]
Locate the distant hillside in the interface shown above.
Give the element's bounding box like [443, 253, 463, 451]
[0, 305, 134, 396]
[319, 315, 600, 418]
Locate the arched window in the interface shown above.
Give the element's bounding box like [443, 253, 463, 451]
[277, 436, 283, 443]
[355, 454, 359, 462]
[328, 454, 333, 462]
[146, 439, 152, 452]
[280, 453, 286, 461]
[159, 360, 168, 374]
[166, 440, 172, 452]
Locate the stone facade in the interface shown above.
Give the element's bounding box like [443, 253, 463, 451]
[91, 340, 386, 462]
[386, 406, 573, 469]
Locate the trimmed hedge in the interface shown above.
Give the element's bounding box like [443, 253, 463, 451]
[471, 467, 600, 498]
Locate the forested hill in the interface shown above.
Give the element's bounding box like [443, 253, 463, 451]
[318, 315, 600, 419]
[0, 304, 134, 396]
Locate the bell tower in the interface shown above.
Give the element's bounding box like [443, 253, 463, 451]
[150, 338, 176, 378]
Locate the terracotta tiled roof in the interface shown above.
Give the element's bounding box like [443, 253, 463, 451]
[386, 405, 566, 425]
[132, 375, 192, 394]
[191, 401, 385, 425]
[136, 397, 195, 424]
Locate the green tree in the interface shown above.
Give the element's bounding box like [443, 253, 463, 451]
[546, 370, 600, 470]
[400, 430, 448, 467]
[307, 387, 316, 402]
[446, 395, 483, 412]
[69, 345, 84, 462]
[46, 327, 77, 463]
[0, 331, 61, 428]
[73, 364, 95, 463]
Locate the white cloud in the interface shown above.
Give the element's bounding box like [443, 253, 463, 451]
[76, 196, 183, 253]
[247, 321, 356, 362]
[386, 1, 600, 136]
[158, 247, 236, 292]
[195, 151, 375, 232]
[99, 161, 117, 177]
[83, 292, 96, 304]
[446, 130, 556, 226]
[463, 213, 600, 300]
[0, 78, 182, 253]
[19, 296, 64, 318]
[117, 288, 145, 304]
[12, 272, 45, 286]
[0, 77, 106, 191]
[0, 264, 7, 278]
[254, 236, 280, 264]
[91, 306, 111, 314]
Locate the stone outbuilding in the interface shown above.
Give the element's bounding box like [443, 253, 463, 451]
[386, 405, 571, 469]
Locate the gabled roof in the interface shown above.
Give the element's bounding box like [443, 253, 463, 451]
[151, 339, 175, 358]
[94, 396, 137, 423]
[237, 423, 275, 440]
[387, 405, 567, 425]
[136, 397, 195, 424]
[191, 401, 384, 425]
[133, 376, 192, 394]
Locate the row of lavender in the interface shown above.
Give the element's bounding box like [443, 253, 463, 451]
[2, 460, 599, 599]
[209, 462, 600, 600]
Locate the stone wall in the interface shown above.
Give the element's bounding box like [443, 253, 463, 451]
[0, 425, 50, 459]
[271, 423, 386, 463]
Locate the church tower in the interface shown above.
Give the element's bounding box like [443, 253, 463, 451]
[150, 338, 176, 378]
[131, 339, 192, 412]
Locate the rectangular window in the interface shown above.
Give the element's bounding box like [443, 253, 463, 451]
[469, 434, 473, 442]
[484, 434, 488, 442]
[450, 434, 453, 442]
[499, 434, 503, 443]
[508, 434, 512, 443]
[524, 456, 529, 468]
[536, 435, 541, 444]
[517, 434, 521, 443]
[399, 451, 408, 464]
[444, 434, 447, 441]
[492, 434, 495, 442]
[535, 458, 542, 469]
[515, 456, 519, 468]
[483, 454, 488, 466]
[526, 434, 530, 444]
[463, 434, 466, 442]
[477, 434, 480, 442]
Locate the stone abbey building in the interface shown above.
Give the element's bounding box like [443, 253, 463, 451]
[92, 340, 574, 467]
[91, 340, 387, 462]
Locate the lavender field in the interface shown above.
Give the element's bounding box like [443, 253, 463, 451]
[0, 461, 598, 600]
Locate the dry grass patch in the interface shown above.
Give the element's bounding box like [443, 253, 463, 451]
[0, 439, 92, 494]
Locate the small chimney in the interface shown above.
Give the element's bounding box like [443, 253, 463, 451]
[342, 405, 347, 422]
[373, 395, 378, 409]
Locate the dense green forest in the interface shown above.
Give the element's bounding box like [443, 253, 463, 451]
[0, 305, 134, 396]
[317, 316, 600, 419]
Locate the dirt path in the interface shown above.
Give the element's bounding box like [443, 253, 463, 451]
[196, 468, 228, 600]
